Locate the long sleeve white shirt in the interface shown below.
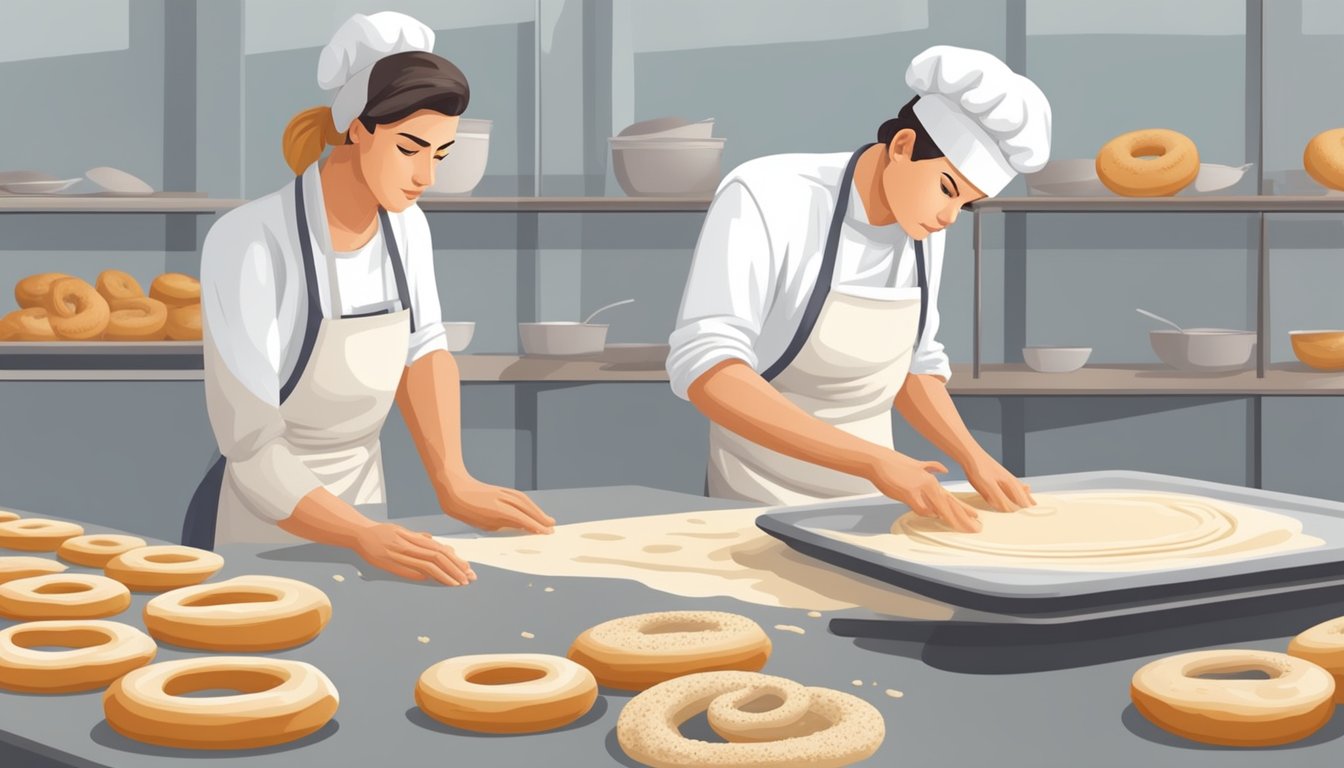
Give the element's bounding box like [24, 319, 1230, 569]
[200, 163, 447, 521]
[666, 152, 951, 400]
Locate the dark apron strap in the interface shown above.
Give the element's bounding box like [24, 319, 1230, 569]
[761, 144, 929, 382]
[380, 207, 417, 333]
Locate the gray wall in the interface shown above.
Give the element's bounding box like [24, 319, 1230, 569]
[1, 0, 1343, 539]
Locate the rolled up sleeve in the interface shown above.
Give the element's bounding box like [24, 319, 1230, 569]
[666, 181, 777, 399]
[908, 232, 952, 383]
[201, 220, 322, 522]
[398, 206, 449, 365]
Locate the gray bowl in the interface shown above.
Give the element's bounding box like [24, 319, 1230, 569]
[1149, 329, 1256, 372]
[610, 138, 725, 197]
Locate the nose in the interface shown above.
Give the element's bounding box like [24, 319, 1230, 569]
[413, 155, 434, 189]
[937, 205, 957, 228]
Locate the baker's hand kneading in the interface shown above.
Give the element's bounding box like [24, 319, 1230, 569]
[353, 523, 476, 586]
[438, 478, 556, 535]
[866, 452, 981, 533]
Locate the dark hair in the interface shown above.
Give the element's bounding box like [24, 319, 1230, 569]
[356, 51, 470, 135]
[876, 96, 945, 160]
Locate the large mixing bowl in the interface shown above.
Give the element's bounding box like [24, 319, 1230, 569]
[519, 322, 608, 356]
[1149, 329, 1256, 372]
[430, 118, 491, 195]
[1290, 330, 1344, 371]
[611, 137, 725, 197]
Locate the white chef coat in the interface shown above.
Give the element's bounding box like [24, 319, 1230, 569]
[200, 164, 448, 522]
[667, 152, 951, 400]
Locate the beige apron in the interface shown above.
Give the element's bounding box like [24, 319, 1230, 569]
[708, 144, 928, 506]
[185, 171, 415, 547]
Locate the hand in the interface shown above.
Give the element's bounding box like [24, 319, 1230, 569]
[866, 452, 981, 532]
[352, 523, 477, 586]
[439, 477, 556, 534]
[963, 451, 1035, 512]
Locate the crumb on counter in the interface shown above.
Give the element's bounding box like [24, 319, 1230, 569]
[417, 636, 430, 644]
[521, 631, 535, 639]
[885, 689, 904, 699]
[851, 679, 863, 687]
[544, 587, 555, 593]
[773, 624, 805, 635]
[332, 574, 345, 582]
[807, 611, 823, 618]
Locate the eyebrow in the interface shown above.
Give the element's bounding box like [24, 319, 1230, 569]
[941, 172, 960, 196]
[398, 133, 457, 152]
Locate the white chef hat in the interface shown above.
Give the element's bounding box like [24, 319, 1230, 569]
[318, 12, 436, 132]
[905, 45, 1052, 197]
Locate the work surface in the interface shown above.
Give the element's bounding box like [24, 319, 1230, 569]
[4, 485, 1344, 767]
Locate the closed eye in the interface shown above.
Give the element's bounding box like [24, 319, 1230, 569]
[398, 146, 418, 157]
[940, 183, 953, 198]
[434, 154, 449, 162]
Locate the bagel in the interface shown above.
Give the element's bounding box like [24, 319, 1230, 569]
[166, 303, 202, 341]
[144, 575, 331, 652]
[104, 545, 223, 592]
[0, 510, 18, 523]
[149, 273, 200, 308]
[57, 534, 147, 568]
[1289, 616, 1344, 702]
[2, 308, 58, 341]
[0, 556, 67, 584]
[616, 671, 886, 768]
[1304, 128, 1344, 192]
[0, 620, 157, 693]
[569, 611, 771, 691]
[15, 273, 72, 310]
[415, 654, 598, 733]
[105, 297, 168, 341]
[1096, 129, 1200, 197]
[45, 277, 110, 340]
[0, 573, 132, 620]
[0, 518, 85, 551]
[103, 657, 339, 749]
[1131, 649, 1334, 746]
[95, 269, 145, 309]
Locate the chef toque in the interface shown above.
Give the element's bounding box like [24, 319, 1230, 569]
[319, 12, 436, 132]
[905, 45, 1052, 197]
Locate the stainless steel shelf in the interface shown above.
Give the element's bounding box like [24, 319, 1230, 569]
[0, 195, 245, 213]
[974, 195, 1344, 213]
[0, 195, 713, 214]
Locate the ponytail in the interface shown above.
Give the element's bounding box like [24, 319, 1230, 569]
[281, 106, 346, 176]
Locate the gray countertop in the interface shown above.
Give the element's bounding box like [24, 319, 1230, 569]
[3, 485, 1344, 767]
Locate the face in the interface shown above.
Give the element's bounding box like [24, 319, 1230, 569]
[879, 128, 985, 240]
[348, 110, 460, 212]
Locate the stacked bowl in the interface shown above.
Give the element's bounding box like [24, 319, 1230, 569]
[610, 118, 724, 197]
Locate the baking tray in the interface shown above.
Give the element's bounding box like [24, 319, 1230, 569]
[756, 470, 1344, 615]
[0, 341, 202, 370]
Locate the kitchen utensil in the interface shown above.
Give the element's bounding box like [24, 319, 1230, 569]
[1135, 308, 1185, 333]
[0, 176, 81, 194]
[440, 322, 475, 353]
[611, 137, 725, 197]
[519, 322, 608, 356]
[583, 298, 635, 324]
[1186, 163, 1253, 194]
[1290, 330, 1344, 371]
[429, 118, 491, 196]
[756, 469, 1344, 616]
[616, 117, 715, 140]
[1149, 329, 1256, 372]
[85, 166, 154, 195]
[1025, 159, 1108, 196]
[1022, 346, 1092, 373]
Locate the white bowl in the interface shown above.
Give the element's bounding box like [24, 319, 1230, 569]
[429, 121, 491, 195]
[617, 117, 715, 140]
[519, 322, 608, 356]
[1022, 346, 1092, 373]
[1149, 329, 1256, 372]
[1186, 163, 1253, 194]
[611, 138, 725, 197]
[86, 166, 154, 195]
[441, 322, 475, 352]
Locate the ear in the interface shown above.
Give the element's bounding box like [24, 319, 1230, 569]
[346, 119, 366, 144]
[887, 128, 918, 162]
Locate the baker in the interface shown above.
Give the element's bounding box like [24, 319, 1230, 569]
[183, 12, 554, 583]
[667, 46, 1052, 532]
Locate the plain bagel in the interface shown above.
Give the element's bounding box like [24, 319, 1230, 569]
[105, 545, 223, 592]
[416, 653, 598, 734]
[569, 611, 771, 691]
[58, 534, 147, 568]
[0, 620, 157, 693]
[0, 573, 132, 620]
[144, 575, 332, 652]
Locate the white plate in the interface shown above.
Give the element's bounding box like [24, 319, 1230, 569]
[86, 166, 154, 195]
[0, 178, 81, 194]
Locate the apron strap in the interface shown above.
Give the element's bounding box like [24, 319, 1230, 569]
[761, 143, 872, 382]
[380, 207, 417, 333]
[283, 173, 326, 404]
[914, 238, 928, 346]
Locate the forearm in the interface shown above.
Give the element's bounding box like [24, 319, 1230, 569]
[894, 373, 988, 464]
[278, 487, 378, 547]
[397, 350, 470, 489]
[688, 359, 890, 477]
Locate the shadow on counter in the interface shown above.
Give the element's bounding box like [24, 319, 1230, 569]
[89, 719, 339, 756]
[832, 589, 1344, 674]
